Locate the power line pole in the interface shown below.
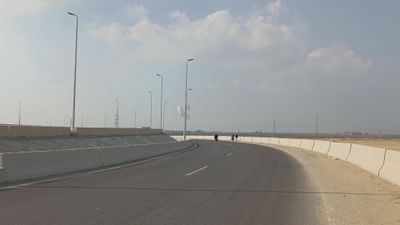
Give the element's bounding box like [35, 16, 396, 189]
[273, 120, 276, 137]
[315, 115, 319, 138]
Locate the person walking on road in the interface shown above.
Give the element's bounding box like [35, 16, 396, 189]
[214, 134, 219, 142]
[235, 134, 239, 141]
[231, 134, 235, 141]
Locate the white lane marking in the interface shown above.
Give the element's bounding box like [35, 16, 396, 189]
[226, 152, 233, 157]
[185, 166, 208, 176]
[89, 144, 198, 175]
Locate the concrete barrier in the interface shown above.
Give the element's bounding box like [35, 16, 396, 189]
[289, 139, 302, 148]
[76, 128, 163, 136]
[2, 126, 70, 137]
[252, 137, 263, 144]
[1, 140, 193, 183]
[327, 142, 352, 161]
[241, 137, 252, 143]
[313, 140, 331, 154]
[0, 168, 5, 183]
[269, 138, 280, 145]
[0, 126, 9, 137]
[379, 150, 400, 187]
[170, 136, 184, 141]
[279, 138, 290, 146]
[2, 148, 102, 182]
[299, 139, 314, 151]
[347, 144, 386, 175]
[141, 142, 193, 159]
[99, 142, 192, 166]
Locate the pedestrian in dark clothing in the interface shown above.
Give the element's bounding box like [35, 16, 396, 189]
[231, 134, 235, 141]
[235, 134, 239, 141]
[214, 134, 219, 142]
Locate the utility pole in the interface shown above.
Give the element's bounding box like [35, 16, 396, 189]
[273, 120, 276, 137]
[104, 113, 107, 127]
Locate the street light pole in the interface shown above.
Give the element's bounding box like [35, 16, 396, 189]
[115, 99, 119, 128]
[18, 101, 21, 126]
[163, 101, 168, 129]
[156, 74, 163, 129]
[134, 108, 138, 128]
[148, 91, 152, 128]
[183, 58, 194, 141]
[67, 12, 78, 134]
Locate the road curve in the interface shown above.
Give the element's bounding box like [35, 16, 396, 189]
[1, 140, 331, 224]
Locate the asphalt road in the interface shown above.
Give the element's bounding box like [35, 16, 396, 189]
[0, 140, 329, 225]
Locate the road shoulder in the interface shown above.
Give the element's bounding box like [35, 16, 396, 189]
[263, 144, 400, 225]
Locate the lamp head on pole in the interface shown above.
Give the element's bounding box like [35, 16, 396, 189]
[67, 12, 77, 16]
[187, 58, 194, 62]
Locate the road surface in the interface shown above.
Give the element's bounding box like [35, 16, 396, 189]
[1, 140, 399, 225]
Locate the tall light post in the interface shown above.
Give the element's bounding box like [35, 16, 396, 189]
[134, 107, 138, 128]
[163, 101, 168, 130]
[115, 99, 119, 128]
[67, 12, 79, 134]
[148, 91, 152, 128]
[155, 74, 163, 129]
[18, 101, 22, 126]
[184, 58, 194, 140]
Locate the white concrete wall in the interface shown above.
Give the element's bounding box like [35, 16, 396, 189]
[299, 139, 314, 151]
[347, 144, 386, 175]
[328, 142, 352, 161]
[380, 150, 400, 187]
[289, 139, 302, 148]
[313, 140, 331, 154]
[279, 138, 290, 146]
[269, 138, 280, 145]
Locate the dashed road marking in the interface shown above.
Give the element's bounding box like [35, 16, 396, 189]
[185, 166, 208, 176]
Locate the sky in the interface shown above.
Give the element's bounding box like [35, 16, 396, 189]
[1, 0, 400, 134]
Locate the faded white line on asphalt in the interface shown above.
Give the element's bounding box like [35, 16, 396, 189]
[226, 152, 233, 157]
[185, 166, 208, 176]
[89, 144, 198, 175]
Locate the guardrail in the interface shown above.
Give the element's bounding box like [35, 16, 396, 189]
[173, 135, 400, 187]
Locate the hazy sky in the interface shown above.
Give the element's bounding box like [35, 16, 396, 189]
[1, 0, 400, 134]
